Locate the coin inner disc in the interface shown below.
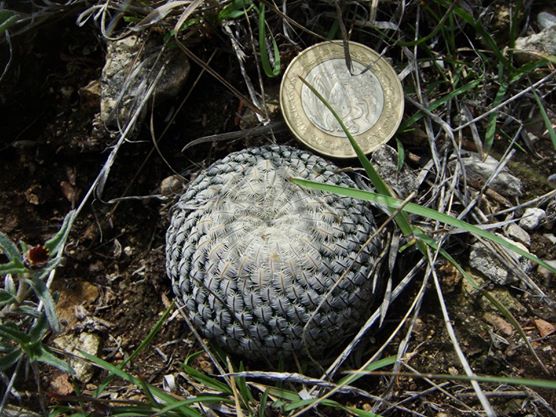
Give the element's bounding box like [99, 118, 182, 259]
[300, 59, 385, 137]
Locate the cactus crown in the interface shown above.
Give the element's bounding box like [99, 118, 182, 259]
[166, 145, 382, 359]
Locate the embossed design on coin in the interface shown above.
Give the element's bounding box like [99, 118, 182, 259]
[280, 41, 404, 158]
[301, 59, 384, 137]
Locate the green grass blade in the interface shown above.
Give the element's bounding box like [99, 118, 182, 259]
[28, 274, 60, 332]
[0, 232, 24, 267]
[81, 351, 203, 417]
[400, 79, 481, 130]
[446, 0, 507, 66]
[258, 4, 280, 78]
[485, 68, 509, 155]
[0, 10, 18, 35]
[44, 210, 76, 256]
[345, 406, 382, 417]
[258, 389, 269, 417]
[290, 178, 556, 274]
[337, 356, 397, 386]
[395, 138, 405, 171]
[0, 348, 23, 371]
[266, 386, 300, 401]
[152, 396, 231, 416]
[284, 398, 343, 412]
[218, 0, 253, 21]
[96, 302, 174, 395]
[182, 364, 233, 395]
[236, 362, 254, 403]
[298, 76, 415, 241]
[348, 370, 556, 390]
[532, 89, 556, 150]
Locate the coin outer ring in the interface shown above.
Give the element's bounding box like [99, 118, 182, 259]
[280, 40, 404, 159]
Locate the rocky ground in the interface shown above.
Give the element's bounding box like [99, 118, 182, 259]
[1, 2, 555, 416]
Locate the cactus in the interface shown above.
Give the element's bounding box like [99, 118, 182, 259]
[166, 145, 382, 359]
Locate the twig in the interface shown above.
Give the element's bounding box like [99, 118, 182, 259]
[226, 357, 245, 417]
[454, 70, 556, 132]
[427, 247, 496, 416]
[181, 121, 288, 153]
[293, 259, 428, 417]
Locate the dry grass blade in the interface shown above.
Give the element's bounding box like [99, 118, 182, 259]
[226, 357, 245, 417]
[174, 39, 265, 117]
[428, 248, 496, 416]
[294, 261, 429, 417]
[454, 70, 556, 132]
[174, 0, 205, 33]
[224, 371, 380, 399]
[181, 121, 288, 153]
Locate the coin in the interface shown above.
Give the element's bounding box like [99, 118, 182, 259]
[280, 41, 404, 158]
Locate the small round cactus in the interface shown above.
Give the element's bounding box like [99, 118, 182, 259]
[166, 145, 382, 359]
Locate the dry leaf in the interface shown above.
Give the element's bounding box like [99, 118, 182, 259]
[50, 372, 74, 396]
[483, 312, 514, 337]
[534, 319, 556, 338]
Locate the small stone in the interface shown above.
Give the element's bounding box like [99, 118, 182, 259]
[538, 12, 556, 30]
[53, 332, 100, 383]
[55, 281, 99, 328]
[504, 223, 531, 247]
[50, 372, 74, 395]
[459, 153, 522, 197]
[545, 199, 556, 229]
[60, 86, 74, 98]
[519, 208, 546, 231]
[469, 238, 532, 285]
[24, 184, 42, 205]
[543, 234, 556, 244]
[515, 25, 556, 59]
[160, 175, 184, 195]
[484, 288, 527, 315]
[537, 259, 556, 280]
[79, 79, 101, 110]
[370, 144, 418, 198]
[101, 35, 190, 129]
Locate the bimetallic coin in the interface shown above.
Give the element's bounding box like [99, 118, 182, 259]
[280, 41, 404, 158]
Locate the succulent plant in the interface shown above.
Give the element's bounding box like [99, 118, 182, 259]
[166, 145, 382, 359]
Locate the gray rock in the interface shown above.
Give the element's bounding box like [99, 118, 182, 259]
[460, 153, 522, 197]
[519, 207, 546, 231]
[53, 332, 100, 383]
[470, 238, 533, 286]
[544, 233, 556, 245]
[537, 260, 556, 280]
[545, 199, 556, 229]
[101, 35, 190, 129]
[538, 11, 556, 30]
[515, 25, 556, 59]
[370, 144, 418, 198]
[160, 175, 184, 195]
[504, 223, 531, 247]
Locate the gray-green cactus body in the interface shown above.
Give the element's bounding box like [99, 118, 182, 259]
[166, 145, 382, 358]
